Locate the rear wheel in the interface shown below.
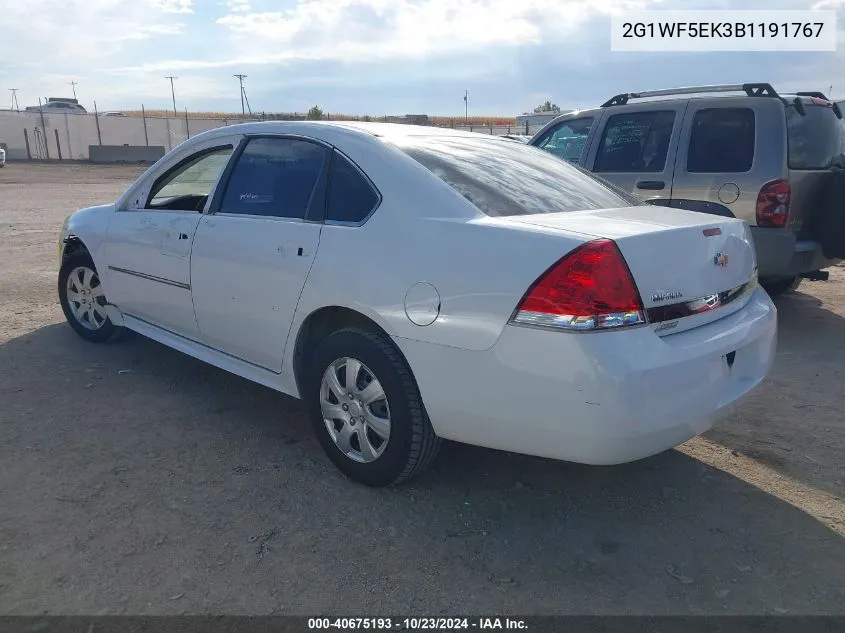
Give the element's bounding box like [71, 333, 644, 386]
[305, 327, 441, 487]
[58, 251, 121, 342]
[761, 276, 802, 298]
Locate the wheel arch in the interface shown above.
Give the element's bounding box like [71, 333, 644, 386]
[291, 305, 415, 399]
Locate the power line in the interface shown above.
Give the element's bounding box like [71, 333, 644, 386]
[164, 76, 178, 117]
[9, 89, 20, 112]
[233, 74, 247, 117]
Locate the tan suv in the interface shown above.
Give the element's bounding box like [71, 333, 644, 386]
[529, 83, 845, 296]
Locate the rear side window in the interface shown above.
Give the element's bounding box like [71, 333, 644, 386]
[219, 137, 327, 218]
[786, 105, 844, 170]
[534, 117, 595, 162]
[391, 135, 639, 217]
[326, 152, 380, 223]
[687, 108, 755, 173]
[594, 111, 676, 172]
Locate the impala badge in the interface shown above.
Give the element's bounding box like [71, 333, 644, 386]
[651, 290, 683, 303]
[714, 252, 729, 267]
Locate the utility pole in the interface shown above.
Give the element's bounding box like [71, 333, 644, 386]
[464, 89, 468, 123]
[70, 81, 78, 101]
[9, 88, 20, 111]
[164, 76, 178, 117]
[234, 74, 247, 116]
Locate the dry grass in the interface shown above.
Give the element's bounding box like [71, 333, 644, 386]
[124, 110, 517, 126]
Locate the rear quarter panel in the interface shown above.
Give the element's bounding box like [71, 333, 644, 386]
[288, 135, 590, 356]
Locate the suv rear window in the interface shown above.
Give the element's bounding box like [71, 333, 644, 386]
[786, 104, 845, 170]
[390, 135, 639, 217]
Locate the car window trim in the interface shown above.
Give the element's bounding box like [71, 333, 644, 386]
[145, 144, 236, 211]
[206, 133, 331, 223]
[685, 107, 756, 174]
[323, 148, 383, 227]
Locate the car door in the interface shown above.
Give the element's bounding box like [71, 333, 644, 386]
[103, 142, 236, 339]
[583, 102, 688, 201]
[669, 100, 764, 219]
[189, 135, 329, 371]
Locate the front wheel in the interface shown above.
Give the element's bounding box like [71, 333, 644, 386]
[306, 328, 441, 487]
[58, 251, 122, 342]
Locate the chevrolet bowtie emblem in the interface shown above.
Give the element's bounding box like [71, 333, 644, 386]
[714, 252, 729, 267]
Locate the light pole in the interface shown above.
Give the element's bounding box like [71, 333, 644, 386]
[164, 76, 178, 117]
[234, 74, 247, 117]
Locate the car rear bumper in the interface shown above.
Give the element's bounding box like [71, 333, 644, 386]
[751, 226, 840, 277]
[397, 287, 777, 465]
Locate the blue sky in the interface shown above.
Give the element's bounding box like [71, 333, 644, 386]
[1, 0, 843, 116]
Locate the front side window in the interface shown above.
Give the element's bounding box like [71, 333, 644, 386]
[219, 137, 328, 218]
[326, 152, 380, 223]
[148, 146, 233, 211]
[687, 108, 755, 173]
[534, 117, 595, 163]
[594, 111, 676, 173]
[392, 135, 639, 217]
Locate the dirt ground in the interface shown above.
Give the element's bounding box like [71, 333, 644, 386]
[1, 162, 844, 616]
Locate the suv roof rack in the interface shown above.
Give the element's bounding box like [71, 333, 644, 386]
[600, 83, 779, 107]
[795, 91, 842, 118]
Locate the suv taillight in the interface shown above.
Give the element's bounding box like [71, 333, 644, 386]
[756, 179, 791, 228]
[510, 239, 645, 331]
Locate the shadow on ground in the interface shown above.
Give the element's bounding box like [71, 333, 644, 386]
[704, 287, 845, 498]
[1, 323, 844, 614]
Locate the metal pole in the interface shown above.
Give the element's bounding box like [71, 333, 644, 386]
[23, 128, 31, 160]
[93, 100, 102, 146]
[184, 108, 190, 139]
[38, 97, 51, 159]
[233, 74, 247, 116]
[141, 104, 149, 146]
[64, 112, 72, 159]
[70, 81, 78, 101]
[55, 129, 63, 160]
[165, 76, 178, 117]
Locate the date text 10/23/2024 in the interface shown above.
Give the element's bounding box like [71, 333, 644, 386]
[307, 618, 529, 630]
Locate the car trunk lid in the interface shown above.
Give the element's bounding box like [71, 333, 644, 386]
[508, 205, 757, 335]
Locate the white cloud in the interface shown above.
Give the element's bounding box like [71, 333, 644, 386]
[226, 0, 252, 12]
[214, 0, 665, 63]
[152, 0, 194, 12]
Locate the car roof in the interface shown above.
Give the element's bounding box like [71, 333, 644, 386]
[190, 120, 503, 145]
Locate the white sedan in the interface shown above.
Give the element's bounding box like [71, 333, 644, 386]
[57, 121, 777, 486]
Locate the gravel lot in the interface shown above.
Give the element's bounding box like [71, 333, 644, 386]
[1, 162, 844, 616]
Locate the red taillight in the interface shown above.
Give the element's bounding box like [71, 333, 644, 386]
[756, 179, 791, 228]
[511, 239, 645, 331]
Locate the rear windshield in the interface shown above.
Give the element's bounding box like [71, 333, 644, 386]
[390, 135, 639, 217]
[786, 104, 845, 170]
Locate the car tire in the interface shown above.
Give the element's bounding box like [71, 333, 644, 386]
[306, 327, 441, 487]
[761, 276, 802, 298]
[58, 251, 122, 343]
